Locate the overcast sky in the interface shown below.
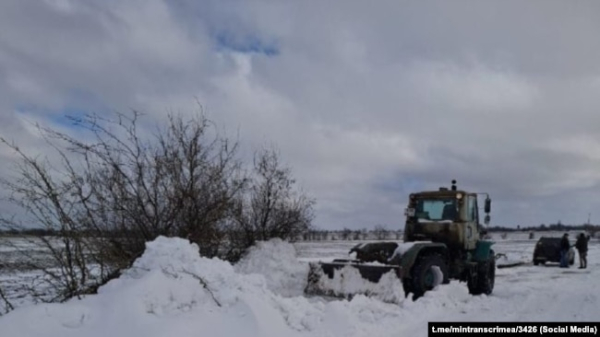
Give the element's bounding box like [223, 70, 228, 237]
[2, 0, 600, 230]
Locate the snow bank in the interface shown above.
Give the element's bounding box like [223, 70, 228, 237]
[235, 238, 309, 297]
[2, 236, 598, 337]
[0, 237, 315, 337]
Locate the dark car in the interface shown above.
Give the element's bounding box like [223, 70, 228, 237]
[533, 237, 575, 266]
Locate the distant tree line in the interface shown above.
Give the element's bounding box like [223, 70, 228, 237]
[300, 224, 403, 241]
[487, 222, 600, 234]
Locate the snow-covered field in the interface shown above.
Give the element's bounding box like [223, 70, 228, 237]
[0, 232, 598, 337]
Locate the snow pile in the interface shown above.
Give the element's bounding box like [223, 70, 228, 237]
[235, 238, 309, 297]
[0, 237, 318, 337]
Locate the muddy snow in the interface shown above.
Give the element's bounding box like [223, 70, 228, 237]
[0, 234, 599, 337]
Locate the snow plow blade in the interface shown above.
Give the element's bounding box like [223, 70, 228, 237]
[304, 260, 405, 303]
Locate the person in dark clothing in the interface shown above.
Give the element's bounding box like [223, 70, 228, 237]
[575, 233, 590, 269]
[560, 233, 570, 268]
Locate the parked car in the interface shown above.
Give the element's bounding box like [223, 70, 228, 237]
[533, 237, 575, 266]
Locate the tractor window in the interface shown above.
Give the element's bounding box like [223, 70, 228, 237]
[414, 198, 457, 222]
[467, 195, 476, 222]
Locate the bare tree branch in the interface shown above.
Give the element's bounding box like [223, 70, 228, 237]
[0, 285, 14, 315]
[181, 269, 221, 307]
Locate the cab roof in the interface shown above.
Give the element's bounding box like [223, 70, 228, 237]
[410, 189, 474, 198]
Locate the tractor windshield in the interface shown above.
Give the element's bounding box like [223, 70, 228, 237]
[413, 198, 457, 222]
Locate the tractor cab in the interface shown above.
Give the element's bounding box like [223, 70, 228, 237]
[403, 180, 491, 251]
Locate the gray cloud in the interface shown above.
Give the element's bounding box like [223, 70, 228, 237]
[2, 0, 600, 230]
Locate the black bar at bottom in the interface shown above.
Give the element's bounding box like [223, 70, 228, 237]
[429, 322, 599, 337]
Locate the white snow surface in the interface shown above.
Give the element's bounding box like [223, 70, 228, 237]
[1, 235, 600, 337]
[235, 238, 309, 297]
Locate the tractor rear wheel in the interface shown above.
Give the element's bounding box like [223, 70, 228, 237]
[409, 253, 448, 300]
[468, 255, 495, 296]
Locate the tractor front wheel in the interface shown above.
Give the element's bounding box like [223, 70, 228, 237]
[409, 253, 448, 300]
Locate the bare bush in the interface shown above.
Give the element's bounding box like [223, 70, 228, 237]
[228, 148, 314, 260]
[0, 111, 313, 304]
[0, 141, 95, 301]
